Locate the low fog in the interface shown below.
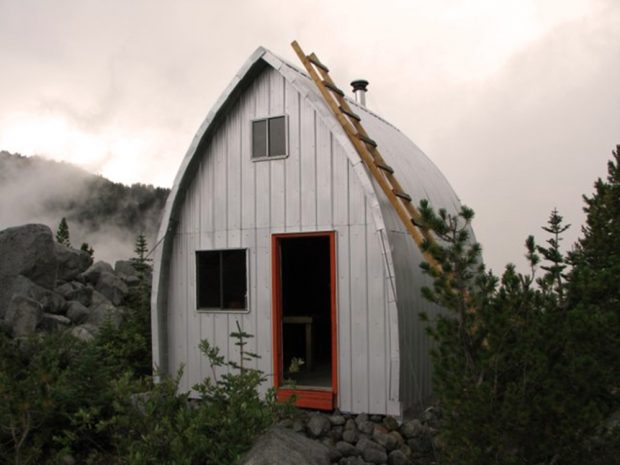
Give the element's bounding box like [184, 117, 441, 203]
[0, 152, 166, 265]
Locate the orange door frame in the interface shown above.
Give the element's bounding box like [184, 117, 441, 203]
[271, 231, 337, 410]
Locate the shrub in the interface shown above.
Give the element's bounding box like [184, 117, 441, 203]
[106, 322, 292, 465]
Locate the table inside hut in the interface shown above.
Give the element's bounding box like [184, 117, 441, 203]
[282, 315, 313, 370]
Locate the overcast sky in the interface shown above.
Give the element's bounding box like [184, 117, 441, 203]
[0, 0, 618, 274]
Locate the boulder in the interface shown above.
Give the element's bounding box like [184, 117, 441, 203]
[336, 441, 361, 457]
[40, 313, 71, 332]
[86, 300, 123, 330]
[339, 458, 365, 465]
[95, 271, 128, 306]
[0, 224, 57, 289]
[307, 414, 332, 438]
[115, 259, 139, 278]
[66, 300, 90, 324]
[363, 447, 388, 464]
[80, 261, 114, 285]
[400, 419, 423, 439]
[383, 416, 399, 432]
[373, 427, 398, 451]
[70, 324, 96, 342]
[387, 449, 409, 465]
[238, 426, 331, 465]
[62, 282, 93, 307]
[4, 295, 42, 337]
[40, 290, 66, 315]
[329, 414, 346, 426]
[0, 275, 47, 319]
[55, 243, 93, 282]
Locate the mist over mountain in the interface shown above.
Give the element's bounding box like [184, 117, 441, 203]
[0, 151, 169, 263]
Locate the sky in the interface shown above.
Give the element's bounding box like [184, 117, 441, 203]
[0, 0, 618, 274]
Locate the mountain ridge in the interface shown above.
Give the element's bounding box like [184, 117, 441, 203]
[0, 151, 169, 263]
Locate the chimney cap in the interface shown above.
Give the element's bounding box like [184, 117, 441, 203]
[350, 79, 369, 92]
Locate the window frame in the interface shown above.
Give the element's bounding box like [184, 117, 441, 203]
[251, 114, 289, 161]
[195, 248, 250, 313]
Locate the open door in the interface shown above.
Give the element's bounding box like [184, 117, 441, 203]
[272, 232, 337, 410]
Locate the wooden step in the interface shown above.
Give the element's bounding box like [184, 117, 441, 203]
[375, 161, 394, 174]
[358, 133, 377, 147]
[308, 54, 329, 73]
[393, 190, 412, 202]
[340, 106, 361, 122]
[323, 81, 345, 97]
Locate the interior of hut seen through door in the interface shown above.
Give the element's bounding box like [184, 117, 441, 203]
[278, 234, 333, 389]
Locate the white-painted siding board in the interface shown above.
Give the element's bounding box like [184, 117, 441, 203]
[213, 131, 227, 233]
[241, 229, 258, 370]
[349, 222, 369, 413]
[367, 220, 387, 415]
[316, 119, 332, 227]
[187, 233, 202, 390]
[227, 108, 242, 231]
[336, 226, 352, 413]
[332, 143, 349, 227]
[241, 91, 256, 230]
[255, 71, 271, 229]
[300, 105, 316, 228]
[255, 228, 273, 396]
[284, 83, 301, 229]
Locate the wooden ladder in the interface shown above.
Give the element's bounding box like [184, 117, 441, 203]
[291, 41, 441, 271]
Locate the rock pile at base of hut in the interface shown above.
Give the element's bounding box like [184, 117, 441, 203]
[243, 408, 441, 465]
[0, 223, 142, 340]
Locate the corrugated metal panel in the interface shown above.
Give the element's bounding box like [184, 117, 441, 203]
[153, 47, 470, 415]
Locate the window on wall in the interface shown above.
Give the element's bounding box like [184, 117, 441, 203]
[252, 115, 287, 158]
[196, 249, 247, 311]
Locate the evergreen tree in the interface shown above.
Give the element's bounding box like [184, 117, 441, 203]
[130, 233, 152, 276]
[55, 217, 71, 247]
[418, 158, 620, 464]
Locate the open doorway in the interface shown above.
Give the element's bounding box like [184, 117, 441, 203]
[272, 232, 337, 409]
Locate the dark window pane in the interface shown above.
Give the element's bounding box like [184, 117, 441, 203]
[252, 120, 267, 158]
[222, 250, 246, 309]
[196, 251, 221, 308]
[268, 116, 286, 156]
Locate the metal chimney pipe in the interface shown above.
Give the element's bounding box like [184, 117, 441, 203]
[351, 79, 369, 107]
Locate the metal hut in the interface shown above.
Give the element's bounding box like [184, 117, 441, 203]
[151, 44, 467, 417]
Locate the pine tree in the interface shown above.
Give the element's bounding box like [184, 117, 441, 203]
[55, 217, 71, 247]
[130, 233, 152, 276]
[419, 162, 620, 464]
[569, 145, 620, 310]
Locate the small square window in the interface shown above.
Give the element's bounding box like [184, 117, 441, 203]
[196, 249, 247, 311]
[252, 115, 287, 158]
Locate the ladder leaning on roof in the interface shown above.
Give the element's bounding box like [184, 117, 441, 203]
[291, 40, 441, 272]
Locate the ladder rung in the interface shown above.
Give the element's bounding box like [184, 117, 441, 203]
[323, 80, 345, 97]
[340, 106, 361, 122]
[358, 133, 377, 147]
[308, 54, 329, 73]
[411, 217, 424, 228]
[375, 161, 394, 174]
[393, 190, 412, 202]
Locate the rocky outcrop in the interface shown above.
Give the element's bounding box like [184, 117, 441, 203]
[274, 408, 442, 465]
[0, 224, 141, 340]
[55, 242, 93, 282]
[0, 224, 58, 290]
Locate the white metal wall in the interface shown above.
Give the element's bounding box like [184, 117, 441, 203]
[164, 66, 399, 415]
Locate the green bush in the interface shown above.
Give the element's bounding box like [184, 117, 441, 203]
[0, 332, 117, 464]
[106, 322, 292, 465]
